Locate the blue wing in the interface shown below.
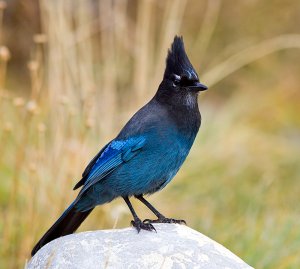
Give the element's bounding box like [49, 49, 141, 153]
[75, 136, 146, 195]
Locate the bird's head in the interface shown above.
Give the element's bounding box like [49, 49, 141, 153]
[156, 36, 207, 108]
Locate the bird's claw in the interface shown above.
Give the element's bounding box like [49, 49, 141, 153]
[143, 217, 186, 225]
[131, 219, 156, 233]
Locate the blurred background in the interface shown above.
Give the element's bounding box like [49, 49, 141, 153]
[0, 0, 300, 268]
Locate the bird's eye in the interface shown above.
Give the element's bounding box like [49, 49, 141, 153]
[172, 74, 181, 87]
[173, 78, 180, 85]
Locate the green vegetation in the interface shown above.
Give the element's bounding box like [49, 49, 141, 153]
[0, 1, 300, 268]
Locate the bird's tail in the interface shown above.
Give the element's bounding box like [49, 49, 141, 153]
[31, 201, 94, 257]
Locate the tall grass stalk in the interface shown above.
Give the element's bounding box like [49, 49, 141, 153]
[203, 34, 300, 87]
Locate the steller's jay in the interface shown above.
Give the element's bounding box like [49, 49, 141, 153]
[31, 36, 207, 256]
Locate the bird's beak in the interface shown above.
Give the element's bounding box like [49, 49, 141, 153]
[189, 81, 208, 92]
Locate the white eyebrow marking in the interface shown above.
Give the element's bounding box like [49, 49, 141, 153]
[174, 74, 181, 80]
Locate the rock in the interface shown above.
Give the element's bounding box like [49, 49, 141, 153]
[28, 224, 253, 269]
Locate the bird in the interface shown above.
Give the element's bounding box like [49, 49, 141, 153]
[31, 35, 207, 256]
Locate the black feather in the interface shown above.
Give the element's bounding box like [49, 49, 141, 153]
[164, 35, 199, 81]
[31, 203, 94, 256]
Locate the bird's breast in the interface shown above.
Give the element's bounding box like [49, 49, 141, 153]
[145, 127, 195, 169]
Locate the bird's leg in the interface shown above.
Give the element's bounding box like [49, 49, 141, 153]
[135, 195, 186, 225]
[123, 196, 156, 232]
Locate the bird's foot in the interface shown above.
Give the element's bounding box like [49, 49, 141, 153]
[143, 217, 186, 225]
[131, 218, 156, 233]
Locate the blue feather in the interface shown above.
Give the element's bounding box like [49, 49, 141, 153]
[78, 136, 146, 196]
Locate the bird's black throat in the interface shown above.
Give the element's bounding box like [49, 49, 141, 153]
[154, 85, 201, 138]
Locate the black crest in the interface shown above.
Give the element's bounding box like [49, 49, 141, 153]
[164, 36, 198, 81]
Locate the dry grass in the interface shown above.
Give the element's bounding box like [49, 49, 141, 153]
[0, 1, 300, 268]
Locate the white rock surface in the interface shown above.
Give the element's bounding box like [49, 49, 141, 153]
[28, 224, 253, 269]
